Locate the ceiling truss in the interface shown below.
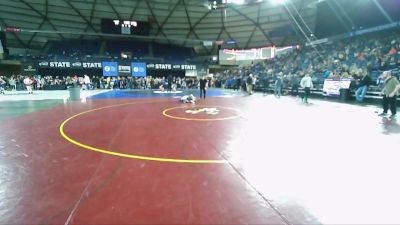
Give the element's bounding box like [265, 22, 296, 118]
[0, 0, 317, 55]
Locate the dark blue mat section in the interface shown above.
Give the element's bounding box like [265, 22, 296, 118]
[88, 89, 239, 99]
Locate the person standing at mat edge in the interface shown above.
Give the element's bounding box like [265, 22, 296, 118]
[199, 76, 208, 99]
[246, 74, 254, 95]
[167, 75, 173, 92]
[378, 70, 400, 118]
[300, 73, 313, 104]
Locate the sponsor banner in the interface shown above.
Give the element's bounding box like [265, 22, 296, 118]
[82, 62, 102, 68]
[219, 47, 274, 66]
[102, 62, 118, 76]
[36, 60, 196, 71]
[118, 63, 131, 76]
[49, 61, 71, 68]
[72, 62, 82, 67]
[132, 62, 146, 77]
[23, 65, 36, 72]
[155, 63, 172, 70]
[323, 78, 352, 96]
[22, 63, 37, 75]
[180, 64, 196, 70]
[38, 61, 102, 68]
[38, 61, 49, 67]
[146, 63, 196, 70]
[185, 70, 197, 77]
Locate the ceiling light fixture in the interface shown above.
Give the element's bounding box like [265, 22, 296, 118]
[270, 0, 285, 4]
[226, 0, 246, 5]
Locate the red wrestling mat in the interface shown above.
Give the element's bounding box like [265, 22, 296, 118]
[60, 101, 245, 163]
[5, 96, 396, 224]
[0, 98, 287, 225]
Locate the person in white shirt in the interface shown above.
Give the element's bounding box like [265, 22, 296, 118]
[300, 73, 313, 103]
[23, 76, 33, 94]
[84, 74, 91, 90]
[36, 76, 42, 90]
[9, 76, 16, 91]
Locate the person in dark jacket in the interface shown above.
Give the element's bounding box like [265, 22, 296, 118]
[199, 76, 208, 99]
[290, 73, 300, 96]
[167, 75, 173, 92]
[246, 74, 254, 95]
[355, 71, 372, 102]
[235, 76, 241, 91]
[262, 75, 270, 95]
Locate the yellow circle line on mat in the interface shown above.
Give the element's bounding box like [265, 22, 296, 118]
[59, 100, 227, 164]
[162, 105, 242, 121]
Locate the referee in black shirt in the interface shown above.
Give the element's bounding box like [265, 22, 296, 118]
[199, 76, 208, 99]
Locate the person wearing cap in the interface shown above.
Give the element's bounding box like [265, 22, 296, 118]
[379, 71, 400, 118]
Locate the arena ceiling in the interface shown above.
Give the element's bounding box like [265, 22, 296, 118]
[0, 0, 318, 54]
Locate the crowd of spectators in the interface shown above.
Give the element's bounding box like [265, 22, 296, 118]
[2, 31, 400, 98]
[0, 74, 200, 93]
[213, 32, 400, 95]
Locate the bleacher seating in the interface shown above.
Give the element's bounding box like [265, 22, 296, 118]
[214, 30, 400, 101]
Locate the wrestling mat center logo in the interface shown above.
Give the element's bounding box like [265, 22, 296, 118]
[185, 108, 220, 115]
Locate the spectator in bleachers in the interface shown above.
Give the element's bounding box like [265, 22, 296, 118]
[355, 70, 372, 102]
[83, 75, 91, 90]
[387, 57, 397, 70]
[9, 76, 16, 91]
[260, 74, 270, 95]
[36, 76, 42, 90]
[0, 76, 6, 94]
[105, 77, 110, 89]
[234, 76, 242, 91]
[388, 46, 397, 56]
